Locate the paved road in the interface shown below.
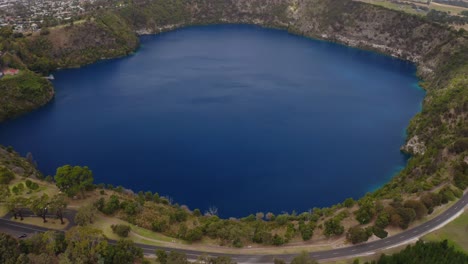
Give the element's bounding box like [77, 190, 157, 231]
[1, 193, 466, 263]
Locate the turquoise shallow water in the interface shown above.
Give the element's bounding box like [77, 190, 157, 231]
[0, 25, 425, 217]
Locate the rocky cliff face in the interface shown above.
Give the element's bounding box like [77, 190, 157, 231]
[115, 0, 465, 77]
[32, 0, 466, 81]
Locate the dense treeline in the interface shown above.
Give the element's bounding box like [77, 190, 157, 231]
[362, 240, 468, 264]
[0, 229, 144, 264]
[426, 10, 468, 25]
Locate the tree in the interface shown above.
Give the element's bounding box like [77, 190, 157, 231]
[0, 233, 20, 264]
[103, 195, 120, 215]
[105, 239, 143, 264]
[167, 251, 189, 264]
[208, 256, 237, 264]
[404, 200, 428, 220]
[111, 224, 131, 237]
[62, 226, 108, 263]
[291, 251, 318, 264]
[195, 254, 236, 264]
[355, 197, 375, 224]
[185, 227, 203, 242]
[343, 198, 355, 208]
[30, 194, 49, 223]
[374, 240, 468, 264]
[0, 184, 10, 202]
[375, 211, 390, 228]
[6, 196, 28, 220]
[299, 221, 315, 241]
[156, 249, 168, 264]
[346, 227, 372, 244]
[21, 231, 66, 256]
[324, 218, 344, 237]
[49, 194, 67, 224]
[54, 165, 94, 198]
[0, 166, 14, 184]
[75, 204, 97, 226]
[372, 226, 388, 239]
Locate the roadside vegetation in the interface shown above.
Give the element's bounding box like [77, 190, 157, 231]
[422, 210, 468, 252]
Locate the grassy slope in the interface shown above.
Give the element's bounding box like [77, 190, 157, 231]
[423, 210, 468, 253]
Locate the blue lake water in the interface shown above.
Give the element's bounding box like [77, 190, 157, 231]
[0, 25, 425, 217]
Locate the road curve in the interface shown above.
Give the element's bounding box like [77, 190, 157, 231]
[1, 193, 466, 263]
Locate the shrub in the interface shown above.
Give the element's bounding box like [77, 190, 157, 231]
[40, 28, 50, 35]
[151, 219, 168, 232]
[0, 166, 14, 184]
[111, 224, 131, 237]
[347, 226, 372, 244]
[373, 226, 388, 239]
[75, 205, 97, 226]
[324, 218, 344, 237]
[275, 214, 289, 225]
[272, 234, 285, 246]
[185, 227, 203, 242]
[343, 198, 355, 208]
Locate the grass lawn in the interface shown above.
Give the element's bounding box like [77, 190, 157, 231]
[422, 210, 468, 253]
[92, 214, 178, 243]
[322, 243, 411, 264]
[8, 177, 59, 199]
[10, 216, 69, 230]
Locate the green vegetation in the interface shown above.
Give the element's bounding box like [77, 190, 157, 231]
[423, 211, 468, 252]
[363, 240, 468, 264]
[0, 229, 144, 264]
[0, 71, 53, 122]
[111, 224, 131, 237]
[55, 165, 94, 198]
[0, 0, 466, 263]
[0, 166, 14, 184]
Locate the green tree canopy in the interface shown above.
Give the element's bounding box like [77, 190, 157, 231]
[0, 233, 20, 264]
[55, 165, 94, 198]
[49, 194, 68, 224]
[291, 251, 318, 264]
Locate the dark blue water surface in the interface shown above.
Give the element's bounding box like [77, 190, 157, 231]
[0, 25, 425, 217]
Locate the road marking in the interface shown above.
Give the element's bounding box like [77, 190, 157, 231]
[384, 241, 390, 244]
[413, 230, 418, 234]
[351, 249, 356, 252]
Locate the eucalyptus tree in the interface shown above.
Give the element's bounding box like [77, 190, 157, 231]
[6, 196, 29, 220]
[49, 194, 68, 224]
[54, 165, 94, 198]
[30, 194, 49, 223]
